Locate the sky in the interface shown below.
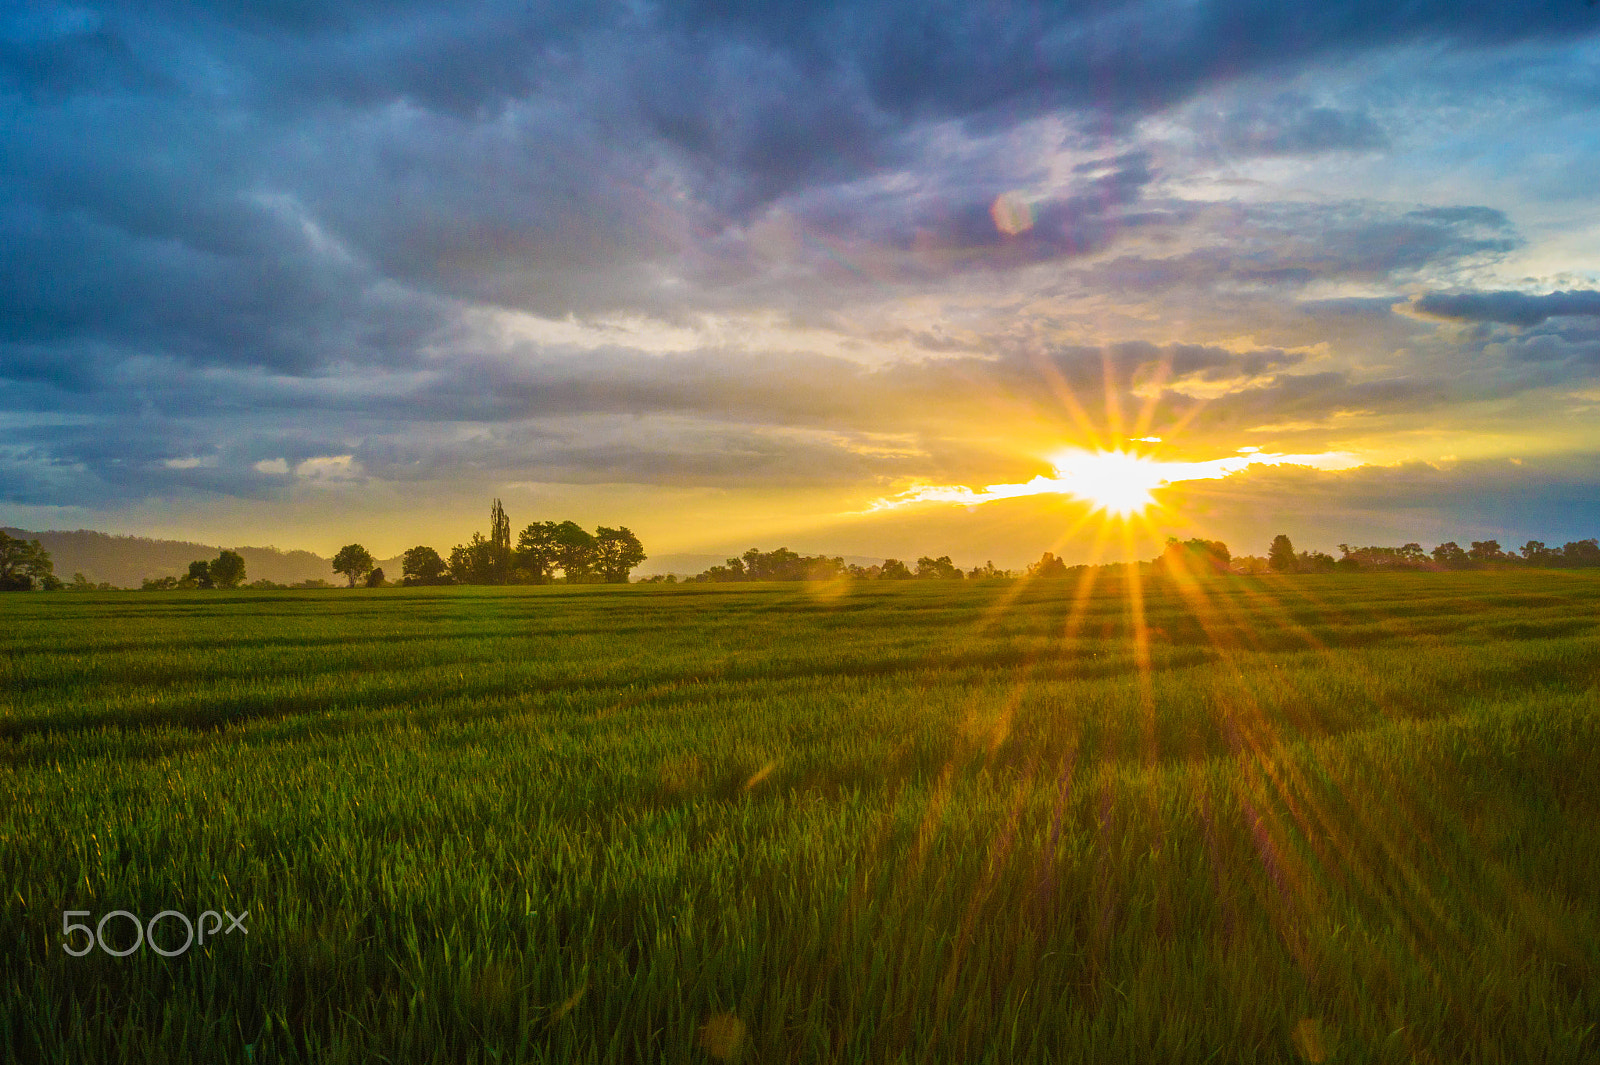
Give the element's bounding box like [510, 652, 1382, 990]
[3, 1, 1599, 567]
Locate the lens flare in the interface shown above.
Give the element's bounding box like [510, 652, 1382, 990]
[991, 191, 1034, 236]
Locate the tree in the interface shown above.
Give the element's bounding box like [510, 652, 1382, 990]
[1431, 541, 1468, 568]
[515, 522, 561, 583]
[211, 549, 246, 589]
[1521, 540, 1555, 565]
[1268, 534, 1296, 573]
[916, 555, 963, 579]
[0, 531, 56, 591]
[488, 498, 512, 584]
[186, 560, 216, 589]
[742, 547, 806, 580]
[879, 558, 914, 580]
[332, 543, 375, 587]
[365, 567, 386, 588]
[552, 521, 598, 582]
[401, 546, 450, 585]
[1561, 539, 1600, 567]
[1160, 538, 1231, 575]
[1028, 552, 1068, 578]
[1468, 540, 1505, 564]
[594, 526, 647, 583]
[448, 533, 498, 585]
[1298, 550, 1337, 572]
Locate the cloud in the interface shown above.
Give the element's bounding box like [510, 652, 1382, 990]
[1412, 288, 1600, 327]
[1173, 455, 1600, 552]
[294, 455, 362, 482]
[0, 18, 167, 100]
[3, 0, 1599, 544]
[1199, 94, 1389, 157]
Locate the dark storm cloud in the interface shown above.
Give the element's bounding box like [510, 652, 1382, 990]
[0, 0, 1580, 351]
[1413, 289, 1600, 327]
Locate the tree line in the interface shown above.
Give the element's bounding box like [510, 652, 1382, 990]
[1019, 533, 1600, 580]
[1243, 534, 1600, 574]
[332, 499, 648, 588]
[131, 500, 649, 590]
[9, 518, 1600, 592]
[649, 547, 1009, 583]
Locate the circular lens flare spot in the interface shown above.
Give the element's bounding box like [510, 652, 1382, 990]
[991, 191, 1034, 236]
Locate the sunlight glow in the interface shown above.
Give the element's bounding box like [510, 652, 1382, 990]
[866, 447, 1360, 517]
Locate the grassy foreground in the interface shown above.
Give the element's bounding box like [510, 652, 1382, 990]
[1, 573, 1597, 1063]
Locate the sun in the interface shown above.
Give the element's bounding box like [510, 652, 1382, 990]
[1046, 448, 1170, 518]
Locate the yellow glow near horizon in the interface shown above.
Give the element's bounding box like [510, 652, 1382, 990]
[867, 446, 1361, 517]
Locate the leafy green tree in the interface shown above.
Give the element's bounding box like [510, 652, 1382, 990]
[552, 521, 598, 582]
[1521, 540, 1555, 565]
[401, 546, 450, 585]
[332, 544, 375, 587]
[689, 547, 848, 582]
[1468, 540, 1505, 564]
[210, 549, 246, 589]
[695, 557, 747, 582]
[594, 526, 647, 583]
[916, 555, 963, 579]
[1268, 534, 1296, 573]
[448, 533, 498, 584]
[1161, 538, 1231, 575]
[1299, 550, 1337, 572]
[187, 560, 216, 589]
[1431, 541, 1468, 568]
[1028, 552, 1068, 578]
[1560, 539, 1600, 567]
[879, 558, 914, 580]
[365, 567, 386, 588]
[515, 522, 561, 583]
[0, 531, 56, 591]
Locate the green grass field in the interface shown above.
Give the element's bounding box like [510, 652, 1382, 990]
[2, 573, 1597, 1063]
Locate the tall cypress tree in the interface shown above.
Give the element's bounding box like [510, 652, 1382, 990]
[489, 498, 511, 584]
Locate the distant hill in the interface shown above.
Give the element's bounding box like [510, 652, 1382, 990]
[1, 528, 403, 588]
